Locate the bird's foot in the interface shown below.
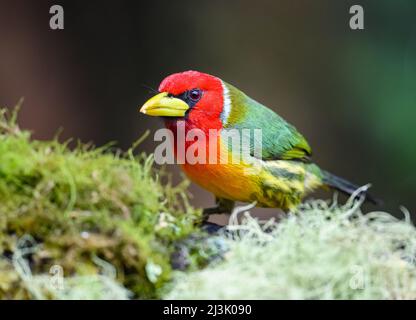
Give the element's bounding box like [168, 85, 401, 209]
[201, 221, 224, 234]
[202, 206, 226, 221]
[202, 198, 235, 222]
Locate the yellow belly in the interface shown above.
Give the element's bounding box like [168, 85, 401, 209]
[180, 140, 322, 210]
[182, 160, 315, 210]
[181, 161, 260, 203]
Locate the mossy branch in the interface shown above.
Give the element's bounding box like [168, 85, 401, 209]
[1, 107, 415, 300]
[0, 107, 203, 299]
[166, 192, 416, 300]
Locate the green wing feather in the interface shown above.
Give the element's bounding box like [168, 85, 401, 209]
[223, 82, 312, 162]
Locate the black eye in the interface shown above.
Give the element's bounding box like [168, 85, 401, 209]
[188, 89, 202, 102]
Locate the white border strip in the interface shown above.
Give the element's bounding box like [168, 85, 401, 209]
[220, 80, 232, 126]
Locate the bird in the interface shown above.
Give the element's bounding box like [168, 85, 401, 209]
[139, 70, 377, 218]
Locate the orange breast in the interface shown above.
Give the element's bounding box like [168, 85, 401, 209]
[181, 161, 260, 202]
[180, 137, 262, 202]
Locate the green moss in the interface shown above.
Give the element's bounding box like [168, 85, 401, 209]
[0, 107, 203, 299]
[3, 107, 414, 300]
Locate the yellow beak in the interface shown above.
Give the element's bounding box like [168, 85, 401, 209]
[139, 92, 189, 117]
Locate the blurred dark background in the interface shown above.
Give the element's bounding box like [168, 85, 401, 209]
[0, 0, 415, 219]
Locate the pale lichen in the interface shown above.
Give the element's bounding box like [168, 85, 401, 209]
[166, 191, 416, 299]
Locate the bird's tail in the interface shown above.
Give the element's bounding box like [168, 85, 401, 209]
[321, 170, 381, 205]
